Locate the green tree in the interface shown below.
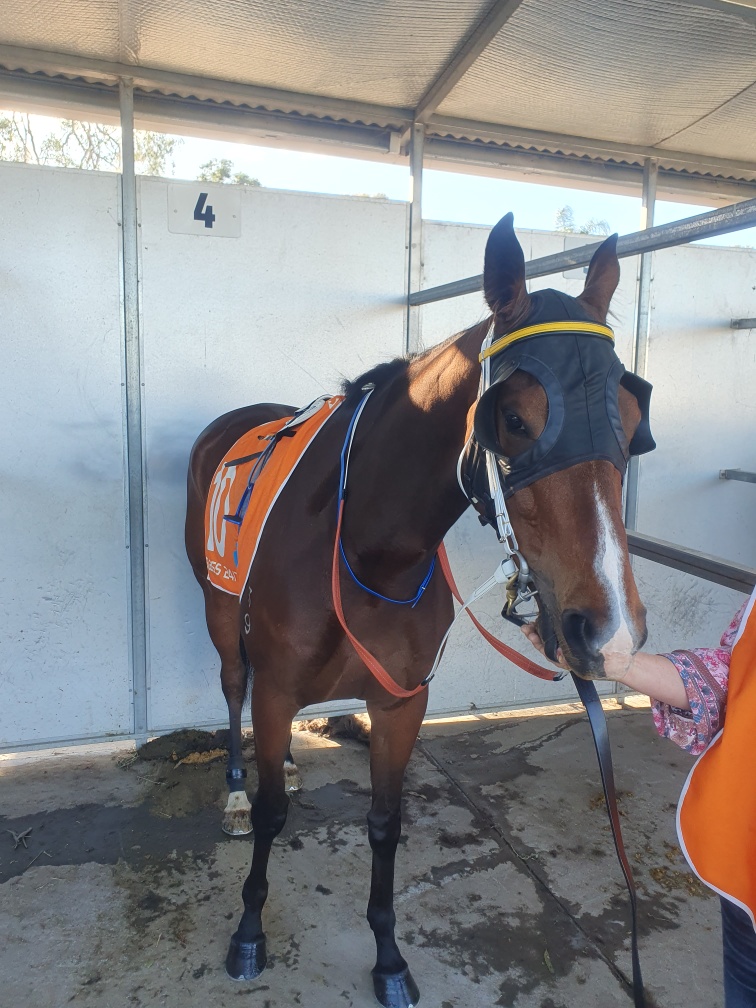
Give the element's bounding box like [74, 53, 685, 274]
[555, 205, 611, 236]
[197, 158, 261, 186]
[555, 205, 576, 232]
[0, 111, 181, 175]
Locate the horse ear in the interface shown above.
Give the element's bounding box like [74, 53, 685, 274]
[578, 233, 620, 321]
[483, 212, 528, 320]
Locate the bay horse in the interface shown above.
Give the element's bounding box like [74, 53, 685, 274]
[185, 213, 649, 1007]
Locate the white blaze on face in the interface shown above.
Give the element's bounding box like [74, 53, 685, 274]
[594, 490, 635, 676]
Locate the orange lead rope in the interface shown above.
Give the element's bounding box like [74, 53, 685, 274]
[436, 543, 559, 683]
[331, 501, 558, 698]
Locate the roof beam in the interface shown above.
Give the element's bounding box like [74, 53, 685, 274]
[0, 44, 413, 129]
[413, 0, 525, 123]
[688, 0, 756, 23]
[0, 71, 401, 158]
[426, 114, 756, 180]
[423, 137, 756, 205]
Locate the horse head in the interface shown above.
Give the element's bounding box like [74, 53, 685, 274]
[473, 213, 655, 680]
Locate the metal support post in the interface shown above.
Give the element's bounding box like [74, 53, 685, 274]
[625, 158, 658, 531]
[406, 121, 425, 355]
[119, 78, 149, 742]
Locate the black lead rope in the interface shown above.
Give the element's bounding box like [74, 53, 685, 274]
[571, 674, 646, 1008]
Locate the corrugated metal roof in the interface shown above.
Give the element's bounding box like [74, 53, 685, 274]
[436, 0, 756, 161]
[1, 0, 755, 187]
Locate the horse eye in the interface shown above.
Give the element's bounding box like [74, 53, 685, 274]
[504, 413, 526, 435]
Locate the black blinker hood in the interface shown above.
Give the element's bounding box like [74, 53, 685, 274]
[472, 289, 656, 498]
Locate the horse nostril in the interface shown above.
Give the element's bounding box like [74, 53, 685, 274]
[561, 609, 600, 659]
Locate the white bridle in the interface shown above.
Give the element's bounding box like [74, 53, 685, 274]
[455, 323, 538, 623]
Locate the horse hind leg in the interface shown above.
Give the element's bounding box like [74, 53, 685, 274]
[222, 664, 300, 831]
[221, 646, 253, 835]
[284, 736, 302, 793]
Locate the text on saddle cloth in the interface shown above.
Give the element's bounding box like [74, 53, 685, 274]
[204, 395, 344, 597]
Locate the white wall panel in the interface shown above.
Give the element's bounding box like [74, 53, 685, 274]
[139, 183, 409, 730]
[0, 163, 132, 747]
[635, 243, 756, 653]
[639, 244, 756, 564]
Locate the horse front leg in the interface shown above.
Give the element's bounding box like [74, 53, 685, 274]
[226, 689, 298, 981]
[366, 694, 427, 1008]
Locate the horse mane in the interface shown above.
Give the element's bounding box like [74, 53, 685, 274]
[340, 319, 492, 407]
[340, 357, 412, 406]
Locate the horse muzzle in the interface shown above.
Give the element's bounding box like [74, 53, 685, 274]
[537, 599, 647, 680]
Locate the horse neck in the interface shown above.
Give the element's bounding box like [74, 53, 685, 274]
[343, 320, 487, 575]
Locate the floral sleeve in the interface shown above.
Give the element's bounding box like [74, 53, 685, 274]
[651, 602, 746, 756]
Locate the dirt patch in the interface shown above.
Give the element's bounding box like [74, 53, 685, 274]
[588, 788, 634, 812]
[649, 866, 713, 898]
[136, 728, 255, 763]
[145, 762, 232, 819]
[295, 714, 371, 745]
[0, 794, 222, 885]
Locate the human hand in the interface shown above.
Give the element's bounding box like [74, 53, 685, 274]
[519, 622, 571, 671]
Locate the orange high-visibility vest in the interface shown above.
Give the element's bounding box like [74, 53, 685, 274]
[677, 586, 756, 927]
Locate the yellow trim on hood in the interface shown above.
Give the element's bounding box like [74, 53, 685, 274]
[479, 321, 614, 362]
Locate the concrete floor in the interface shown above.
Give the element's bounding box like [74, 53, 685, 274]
[0, 700, 722, 1008]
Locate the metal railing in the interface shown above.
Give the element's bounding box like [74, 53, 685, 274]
[409, 197, 756, 305]
[720, 469, 756, 485]
[627, 532, 756, 594]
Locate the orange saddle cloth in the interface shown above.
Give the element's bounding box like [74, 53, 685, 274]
[204, 395, 344, 596]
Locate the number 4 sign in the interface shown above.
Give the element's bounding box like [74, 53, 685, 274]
[168, 184, 241, 237]
[193, 193, 216, 228]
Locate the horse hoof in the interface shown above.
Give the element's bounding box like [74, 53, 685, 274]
[223, 792, 252, 835]
[284, 762, 302, 793]
[372, 967, 420, 1008]
[222, 809, 252, 835]
[225, 934, 267, 981]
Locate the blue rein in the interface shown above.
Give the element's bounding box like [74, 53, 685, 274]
[338, 389, 436, 608]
